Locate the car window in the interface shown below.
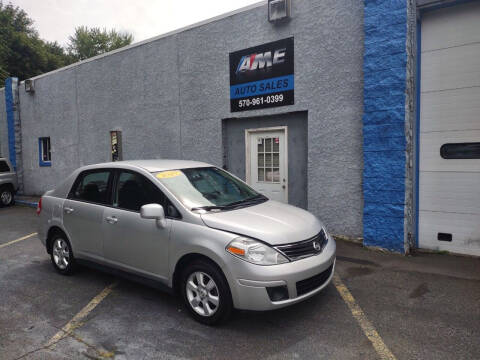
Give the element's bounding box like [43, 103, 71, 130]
[114, 171, 180, 218]
[0, 160, 10, 173]
[70, 170, 112, 205]
[154, 167, 259, 210]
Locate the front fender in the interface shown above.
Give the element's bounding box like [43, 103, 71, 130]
[168, 221, 237, 289]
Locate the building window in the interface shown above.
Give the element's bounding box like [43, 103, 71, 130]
[110, 131, 122, 162]
[440, 143, 480, 159]
[39, 137, 51, 166]
[257, 137, 280, 183]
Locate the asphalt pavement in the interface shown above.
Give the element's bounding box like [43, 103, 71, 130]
[0, 205, 479, 359]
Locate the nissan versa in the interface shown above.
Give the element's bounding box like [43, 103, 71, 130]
[37, 160, 336, 324]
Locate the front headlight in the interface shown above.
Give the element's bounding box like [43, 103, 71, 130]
[226, 237, 289, 265]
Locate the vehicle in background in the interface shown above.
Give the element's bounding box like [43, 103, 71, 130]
[0, 157, 17, 207]
[37, 160, 336, 324]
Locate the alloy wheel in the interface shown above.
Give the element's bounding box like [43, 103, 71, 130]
[52, 238, 70, 270]
[1, 190, 12, 205]
[186, 271, 220, 317]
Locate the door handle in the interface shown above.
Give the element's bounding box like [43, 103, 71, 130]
[105, 216, 118, 224]
[64, 207, 74, 214]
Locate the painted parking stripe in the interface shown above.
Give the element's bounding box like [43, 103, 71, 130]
[0, 232, 37, 249]
[333, 274, 397, 360]
[46, 281, 118, 349]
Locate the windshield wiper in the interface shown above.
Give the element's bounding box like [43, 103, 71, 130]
[191, 195, 267, 212]
[225, 194, 268, 208]
[191, 205, 228, 211]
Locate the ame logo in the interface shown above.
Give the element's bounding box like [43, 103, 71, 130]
[235, 48, 286, 74]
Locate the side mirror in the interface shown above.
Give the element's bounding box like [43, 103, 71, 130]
[140, 203, 166, 228]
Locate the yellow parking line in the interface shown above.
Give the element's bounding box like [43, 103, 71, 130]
[0, 232, 37, 249]
[46, 281, 118, 349]
[333, 274, 397, 360]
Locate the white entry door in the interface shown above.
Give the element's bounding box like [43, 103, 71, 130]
[246, 127, 288, 203]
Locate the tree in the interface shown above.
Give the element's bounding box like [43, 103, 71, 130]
[0, 1, 73, 85]
[0, 2, 132, 87]
[67, 26, 133, 61]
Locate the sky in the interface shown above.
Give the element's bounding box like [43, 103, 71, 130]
[11, 0, 262, 46]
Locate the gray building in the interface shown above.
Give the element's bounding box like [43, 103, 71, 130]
[1, 0, 480, 257]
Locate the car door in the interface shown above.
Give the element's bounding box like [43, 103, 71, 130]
[102, 170, 174, 281]
[63, 169, 113, 260]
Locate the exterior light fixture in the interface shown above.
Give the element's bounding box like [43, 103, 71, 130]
[25, 79, 35, 93]
[268, 0, 291, 23]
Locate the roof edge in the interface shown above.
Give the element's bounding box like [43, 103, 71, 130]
[20, 0, 267, 84]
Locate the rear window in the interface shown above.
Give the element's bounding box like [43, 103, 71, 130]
[0, 160, 10, 173]
[70, 170, 112, 205]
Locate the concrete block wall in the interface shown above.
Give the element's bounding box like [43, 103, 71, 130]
[9, 0, 365, 239]
[363, 0, 408, 252]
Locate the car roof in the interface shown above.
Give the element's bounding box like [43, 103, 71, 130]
[82, 159, 214, 173]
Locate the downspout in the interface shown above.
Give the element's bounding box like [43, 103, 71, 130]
[4, 77, 24, 194]
[404, 0, 417, 254]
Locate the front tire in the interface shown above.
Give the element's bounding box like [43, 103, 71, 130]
[180, 259, 233, 325]
[0, 185, 14, 207]
[50, 233, 76, 275]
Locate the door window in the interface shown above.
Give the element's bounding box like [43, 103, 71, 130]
[257, 136, 280, 183]
[114, 171, 180, 218]
[440, 142, 480, 159]
[70, 170, 112, 205]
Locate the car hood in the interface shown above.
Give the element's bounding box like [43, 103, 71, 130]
[200, 200, 323, 245]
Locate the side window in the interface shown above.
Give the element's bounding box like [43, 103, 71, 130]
[114, 171, 180, 218]
[39, 137, 52, 167]
[0, 160, 10, 173]
[70, 170, 112, 205]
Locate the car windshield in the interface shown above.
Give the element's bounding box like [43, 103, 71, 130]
[153, 167, 265, 211]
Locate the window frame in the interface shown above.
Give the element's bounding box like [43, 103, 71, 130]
[38, 137, 52, 167]
[68, 169, 115, 206]
[111, 169, 182, 220]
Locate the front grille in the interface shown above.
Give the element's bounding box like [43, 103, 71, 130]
[275, 230, 328, 261]
[296, 264, 334, 296]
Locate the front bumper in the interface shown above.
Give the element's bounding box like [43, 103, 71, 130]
[225, 237, 336, 311]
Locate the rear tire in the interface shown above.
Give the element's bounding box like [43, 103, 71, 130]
[0, 185, 14, 207]
[180, 259, 232, 325]
[49, 233, 76, 275]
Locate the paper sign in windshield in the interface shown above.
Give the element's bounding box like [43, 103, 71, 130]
[156, 170, 181, 179]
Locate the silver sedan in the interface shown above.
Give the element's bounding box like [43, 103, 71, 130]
[38, 160, 336, 324]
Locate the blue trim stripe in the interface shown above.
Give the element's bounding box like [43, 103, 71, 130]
[415, 19, 422, 248]
[230, 75, 294, 99]
[15, 199, 39, 208]
[4, 78, 16, 170]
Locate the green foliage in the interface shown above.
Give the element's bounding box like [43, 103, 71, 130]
[0, 2, 133, 87]
[0, 1, 74, 86]
[67, 26, 133, 61]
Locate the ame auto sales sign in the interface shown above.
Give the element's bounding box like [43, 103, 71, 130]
[229, 37, 294, 112]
